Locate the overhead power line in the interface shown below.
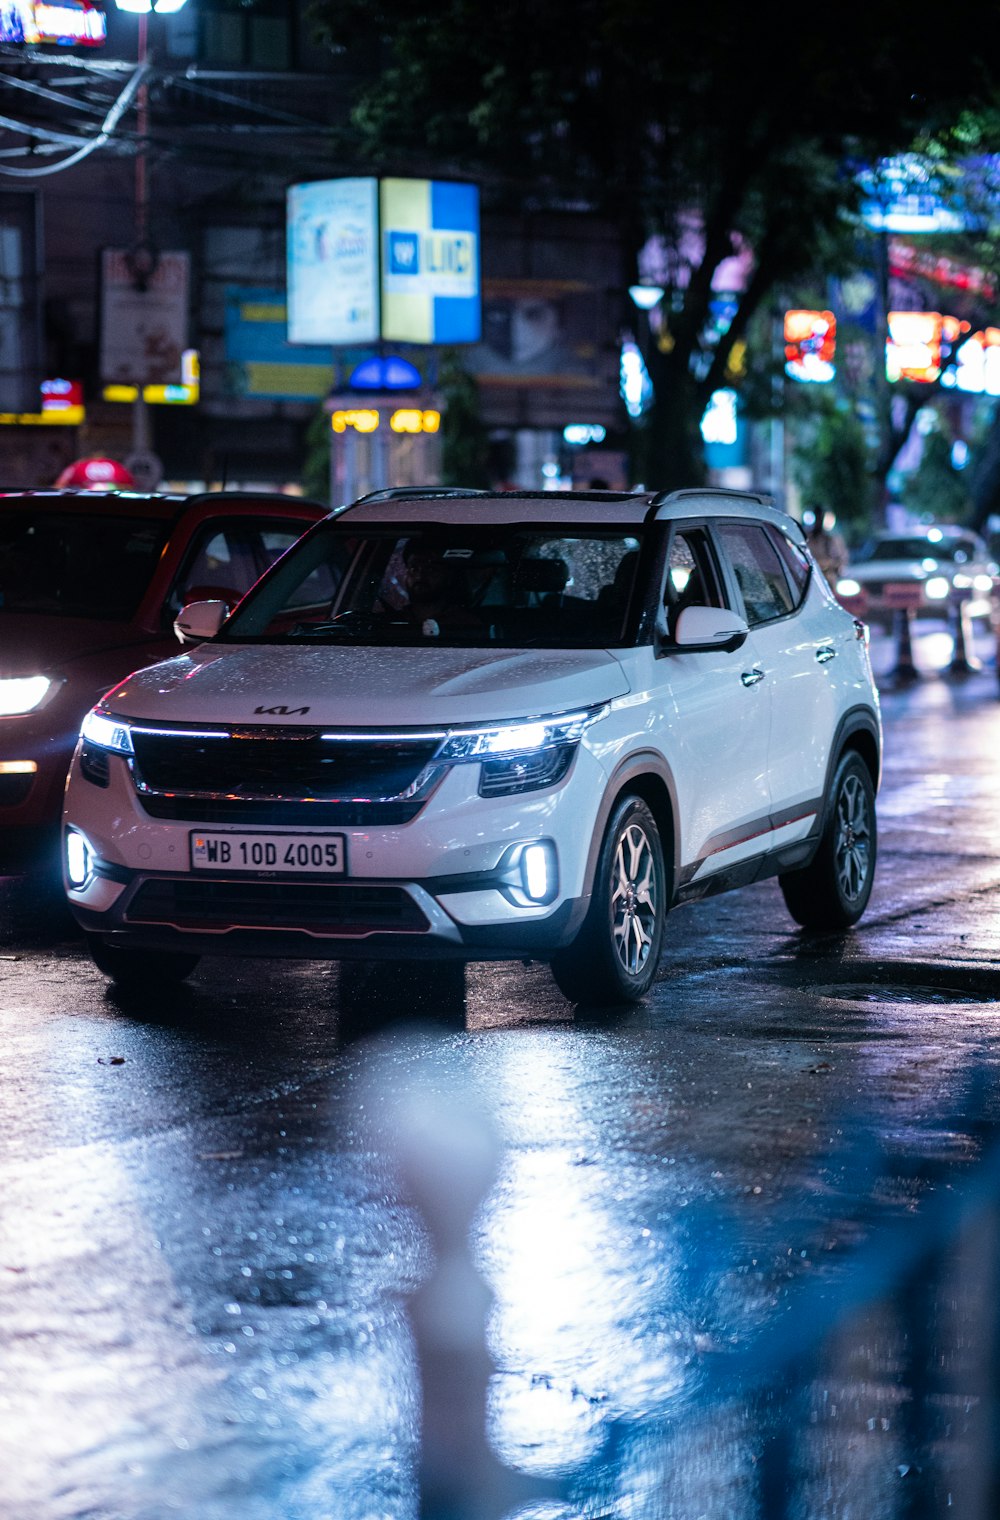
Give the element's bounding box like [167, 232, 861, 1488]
[0, 61, 147, 178]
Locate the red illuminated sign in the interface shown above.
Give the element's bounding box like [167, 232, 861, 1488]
[0, 2, 106, 46]
[784, 310, 836, 383]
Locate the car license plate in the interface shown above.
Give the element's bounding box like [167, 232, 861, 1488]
[883, 582, 924, 608]
[190, 831, 346, 874]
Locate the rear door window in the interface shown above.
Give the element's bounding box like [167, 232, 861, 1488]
[715, 522, 796, 627]
[766, 526, 812, 607]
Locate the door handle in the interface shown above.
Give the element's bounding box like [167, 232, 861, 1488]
[741, 668, 765, 687]
[815, 645, 837, 663]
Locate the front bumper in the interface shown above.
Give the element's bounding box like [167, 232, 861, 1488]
[838, 584, 997, 623]
[63, 743, 604, 961]
[68, 872, 586, 961]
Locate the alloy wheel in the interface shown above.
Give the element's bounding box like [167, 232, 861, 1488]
[611, 821, 658, 976]
[834, 772, 872, 903]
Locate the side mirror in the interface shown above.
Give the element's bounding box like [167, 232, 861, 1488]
[669, 604, 749, 654]
[174, 599, 229, 645]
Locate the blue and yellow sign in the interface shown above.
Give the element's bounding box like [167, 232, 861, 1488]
[380, 179, 481, 345]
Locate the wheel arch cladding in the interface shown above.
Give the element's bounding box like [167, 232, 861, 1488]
[840, 726, 880, 790]
[608, 772, 675, 888]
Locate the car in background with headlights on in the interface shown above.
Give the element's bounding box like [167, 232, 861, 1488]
[834, 527, 999, 624]
[63, 485, 882, 1006]
[0, 489, 327, 864]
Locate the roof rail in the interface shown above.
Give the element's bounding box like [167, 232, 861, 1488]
[651, 486, 774, 508]
[351, 486, 492, 505]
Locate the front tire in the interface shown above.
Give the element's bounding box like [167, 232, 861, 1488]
[86, 935, 200, 988]
[779, 751, 876, 929]
[550, 795, 667, 1005]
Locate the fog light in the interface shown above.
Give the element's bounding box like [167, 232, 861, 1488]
[925, 576, 951, 600]
[65, 829, 91, 888]
[521, 842, 555, 903]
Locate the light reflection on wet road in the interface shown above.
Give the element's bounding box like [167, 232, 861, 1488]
[1, 623, 1000, 1518]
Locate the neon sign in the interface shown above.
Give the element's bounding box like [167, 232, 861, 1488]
[1, 2, 107, 45]
[885, 312, 967, 384]
[784, 310, 836, 383]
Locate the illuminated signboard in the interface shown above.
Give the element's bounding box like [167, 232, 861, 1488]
[885, 312, 968, 383]
[286, 177, 480, 346]
[330, 408, 441, 434]
[0, 377, 85, 425]
[287, 179, 380, 346]
[859, 155, 979, 233]
[102, 350, 200, 405]
[1, 2, 106, 46]
[942, 328, 1000, 396]
[225, 287, 332, 399]
[380, 179, 481, 345]
[784, 310, 836, 383]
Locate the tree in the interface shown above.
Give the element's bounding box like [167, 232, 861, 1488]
[311, 0, 1000, 488]
[301, 403, 331, 505]
[437, 350, 492, 487]
[791, 392, 876, 541]
[902, 417, 972, 524]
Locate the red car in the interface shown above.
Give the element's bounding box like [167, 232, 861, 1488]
[0, 489, 328, 858]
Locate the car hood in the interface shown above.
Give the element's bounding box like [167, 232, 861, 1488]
[0, 612, 147, 676]
[102, 642, 632, 726]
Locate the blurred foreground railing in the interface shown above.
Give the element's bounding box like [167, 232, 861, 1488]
[386, 1056, 1000, 1520]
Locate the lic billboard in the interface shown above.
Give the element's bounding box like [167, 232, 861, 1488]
[287, 177, 480, 347]
[380, 178, 481, 344]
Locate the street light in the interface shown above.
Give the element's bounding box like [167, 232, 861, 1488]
[628, 284, 665, 312]
[113, 0, 189, 462]
[116, 0, 188, 12]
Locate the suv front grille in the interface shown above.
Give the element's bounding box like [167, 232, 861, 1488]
[137, 795, 425, 825]
[125, 878, 429, 935]
[129, 726, 442, 803]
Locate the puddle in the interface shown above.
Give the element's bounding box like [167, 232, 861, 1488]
[815, 983, 997, 1008]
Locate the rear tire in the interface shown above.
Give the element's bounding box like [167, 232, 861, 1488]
[86, 935, 200, 987]
[550, 794, 667, 1005]
[779, 752, 876, 929]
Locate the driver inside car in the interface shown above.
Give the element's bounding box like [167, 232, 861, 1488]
[398, 542, 482, 636]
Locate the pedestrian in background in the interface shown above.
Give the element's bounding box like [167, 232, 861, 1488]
[806, 508, 848, 590]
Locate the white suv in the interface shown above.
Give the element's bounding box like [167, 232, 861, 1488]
[63, 487, 881, 1004]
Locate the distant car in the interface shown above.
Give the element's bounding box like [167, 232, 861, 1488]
[0, 489, 328, 855]
[835, 527, 999, 622]
[63, 485, 882, 1004]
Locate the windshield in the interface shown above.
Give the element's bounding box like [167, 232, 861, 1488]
[219, 524, 645, 648]
[0, 511, 170, 619]
[857, 535, 976, 564]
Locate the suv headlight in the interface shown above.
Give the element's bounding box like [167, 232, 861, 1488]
[438, 706, 607, 797]
[0, 676, 53, 716]
[80, 709, 134, 755]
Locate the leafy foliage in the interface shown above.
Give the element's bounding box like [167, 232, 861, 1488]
[791, 394, 876, 540]
[903, 418, 972, 524]
[437, 350, 492, 488]
[301, 403, 331, 505]
[311, 0, 1000, 485]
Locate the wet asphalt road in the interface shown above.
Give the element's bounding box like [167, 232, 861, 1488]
[2, 622, 1000, 1520]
